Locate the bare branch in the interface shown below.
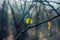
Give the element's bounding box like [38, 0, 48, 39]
[39, 1, 60, 4]
[15, 14, 60, 40]
[24, 1, 60, 4]
[8, 1, 17, 26]
[45, 0, 60, 15]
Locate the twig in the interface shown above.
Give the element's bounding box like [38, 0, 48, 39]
[15, 14, 60, 40]
[45, 0, 60, 15]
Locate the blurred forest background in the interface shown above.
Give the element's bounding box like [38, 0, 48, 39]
[0, 0, 60, 40]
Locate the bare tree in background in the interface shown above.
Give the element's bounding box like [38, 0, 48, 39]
[0, 0, 60, 40]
